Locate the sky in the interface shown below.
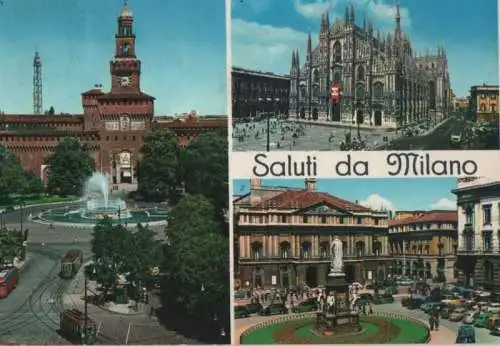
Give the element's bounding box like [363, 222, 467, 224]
[233, 177, 458, 211]
[0, 0, 227, 115]
[231, 0, 498, 97]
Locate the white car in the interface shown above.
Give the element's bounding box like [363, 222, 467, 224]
[488, 302, 500, 313]
[450, 133, 461, 143]
[463, 311, 478, 324]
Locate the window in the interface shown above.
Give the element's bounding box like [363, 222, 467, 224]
[492, 105, 497, 112]
[356, 217, 362, 225]
[333, 41, 342, 63]
[303, 215, 309, 224]
[281, 215, 287, 223]
[483, 231, 492, 251]
[321, 215, 327, 224]
[280, 243, 290, 259]
[483, 204, 492, 225]
[357, 65, 365, 80]
[339, 216, 344, 224]
[465, 207, 474, 225]
[373, 83, 384, 99]
[356, 85, 365, 99]
[301, 242, 311, 259]
[374, 219, 379, 226]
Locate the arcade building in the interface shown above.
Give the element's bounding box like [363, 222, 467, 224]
[388, 210, 458, 283]
[233, 178, 392, 289]
[454, 177, 500, 291]
[0, 5, 226, 185]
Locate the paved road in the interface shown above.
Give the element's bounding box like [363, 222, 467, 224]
[384, 116, 466, 150]
[0, 243, 91, 344]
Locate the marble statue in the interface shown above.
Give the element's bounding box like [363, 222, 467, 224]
[326, 291, 336, 314]
[316, 289, 324, 312]
[349, 284, 359, 312]
[329, 236, 344, 275]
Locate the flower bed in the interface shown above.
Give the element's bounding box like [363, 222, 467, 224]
[240, 311, 430, 344]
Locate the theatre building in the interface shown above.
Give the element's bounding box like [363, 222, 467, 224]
[454, 177, 500, 291]
[0, 5, 226, 185]
[233, 179, 391, 289]
[388, 210, 458, 282]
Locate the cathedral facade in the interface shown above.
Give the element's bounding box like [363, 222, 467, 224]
[289, 5, 451, 128]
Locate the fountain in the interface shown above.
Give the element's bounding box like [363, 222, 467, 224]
[82, 172, 131, 219]
[314, 236, 361, 336]
[34, 172, 168, 228]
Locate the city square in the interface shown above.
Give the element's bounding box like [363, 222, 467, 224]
[231, 0, 499, 151]
[0, 0, 229, 344]
[232, 177, 500, 343]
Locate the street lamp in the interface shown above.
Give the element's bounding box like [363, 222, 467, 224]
[84, 264, 97, 345]
[258, 97, 280, 151]
[19, 201, 25, 233]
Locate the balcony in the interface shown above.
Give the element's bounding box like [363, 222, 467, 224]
[239, 253, 392, 264]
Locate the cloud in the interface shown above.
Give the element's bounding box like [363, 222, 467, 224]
[360, 194, 396, 211]
[231, 18, 316, 74]
[293, 0, 333, 20]
[429, 198, 456, 210]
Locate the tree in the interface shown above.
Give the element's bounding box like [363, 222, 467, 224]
[23, 172, 44, 195]
[48, 106, 55, 115]
[183, 131, 228, 219]
[162, 194, 229, 342]
[0, 146, 28, 199]
[123, 224, 163, 297]
[137, 129, 180, 201]
[0, 228, 23, 267]
[45, 138, 95, 196]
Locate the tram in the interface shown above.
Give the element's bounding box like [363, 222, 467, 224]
[59, 249, 83, 279]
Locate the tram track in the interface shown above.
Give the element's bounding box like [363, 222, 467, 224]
[0, 246, 88, 342]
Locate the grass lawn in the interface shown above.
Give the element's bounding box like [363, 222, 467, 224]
[0, 195, 80, 208]
[241, 316, 429, 344]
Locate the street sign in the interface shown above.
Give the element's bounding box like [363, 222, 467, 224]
[331, 84, 342, 103]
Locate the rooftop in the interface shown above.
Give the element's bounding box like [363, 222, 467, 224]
[232, 66, 290, 80]
[388, 210, 457, 227]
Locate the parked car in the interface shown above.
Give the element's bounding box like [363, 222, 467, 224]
[474, 311, 494, 328]
[486, 314, 500, 329]
[463, 310, 479, 324]
[397, 278, 414, 286]
[474, 301, 489, 312]
[373, 293, 394, 305]
[245, 302, 263, 315]
[440, 306, 454, 319]
[234, 305, 250, 318]
[292, 299, 317, 313]
[449, 307, 467, 322]
[421, 302, 443, 313]
[488, 303, 500, 313]
[262, 303, 288, 316]
[450, 132, 462, 144]
[455, 325, 475, 343]
[234, 290, 247, 299]
[491, 322, 500, 336]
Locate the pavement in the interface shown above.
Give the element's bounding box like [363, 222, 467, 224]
[232, 115, 458, 151]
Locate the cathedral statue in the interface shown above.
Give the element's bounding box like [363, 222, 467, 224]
[330, 236, 344, 275]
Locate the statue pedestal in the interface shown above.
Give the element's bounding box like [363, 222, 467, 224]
[326, 272, 349, 308]
[314, 311, 361, 336]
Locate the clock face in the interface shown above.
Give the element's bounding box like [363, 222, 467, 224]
[120, 76, 131, 86]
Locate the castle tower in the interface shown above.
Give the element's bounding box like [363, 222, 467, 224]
[110, 2, 141, 92]
[33, 52, 42, 114]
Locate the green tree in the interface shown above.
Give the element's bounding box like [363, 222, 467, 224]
[123, 224, 163, 296]
[0, 228, 23, 267]
[163, 194, 229, 342]
[137, 129, 180, 201]
[23, 172, 45, 195]
[45, 138, 95, 196]
[0, 146, 28, 199]
[183, 131, 228, 219]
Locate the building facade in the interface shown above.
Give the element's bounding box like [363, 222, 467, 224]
[388, 210, 458, 282]
[469, 84, 499, 124]
[232, 67, 290, 120]
[454, 97, 470, 111]
[0, 5, 226, 184]
[233, 178, 391, 289]
[289, 5, 451, 128]
[454, 177, 500, 291]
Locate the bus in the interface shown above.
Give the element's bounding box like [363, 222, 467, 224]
[59, 250, 83, 279]
[59, 309, 97, 344]
[0, 267, 19, 298]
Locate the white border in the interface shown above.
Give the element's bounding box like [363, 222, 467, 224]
[226, 0, 235, 343]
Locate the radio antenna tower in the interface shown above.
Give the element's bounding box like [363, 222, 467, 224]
[33, 51, 43, 114]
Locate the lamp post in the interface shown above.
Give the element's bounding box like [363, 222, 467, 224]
[19, 201, 25, 233]
[84, 264, 97, 345]
[258, 97, 280, 151]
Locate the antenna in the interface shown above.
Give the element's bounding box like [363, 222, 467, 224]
[33, 51, 43, 114]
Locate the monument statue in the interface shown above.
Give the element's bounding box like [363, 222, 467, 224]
[326, 291, 336, 314]
[329, 236, 344, 276]
[317, 289, 324, 312]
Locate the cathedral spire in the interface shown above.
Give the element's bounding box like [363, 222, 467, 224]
[291, 50, 296, 68]
[394, 3, 402, 39]
[344, 7, 349, 23]
[350, 5, 355, 24]
[325, 11, 330, 28]
[296, 49, 300, 67]
[307, 32, 312, 54]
